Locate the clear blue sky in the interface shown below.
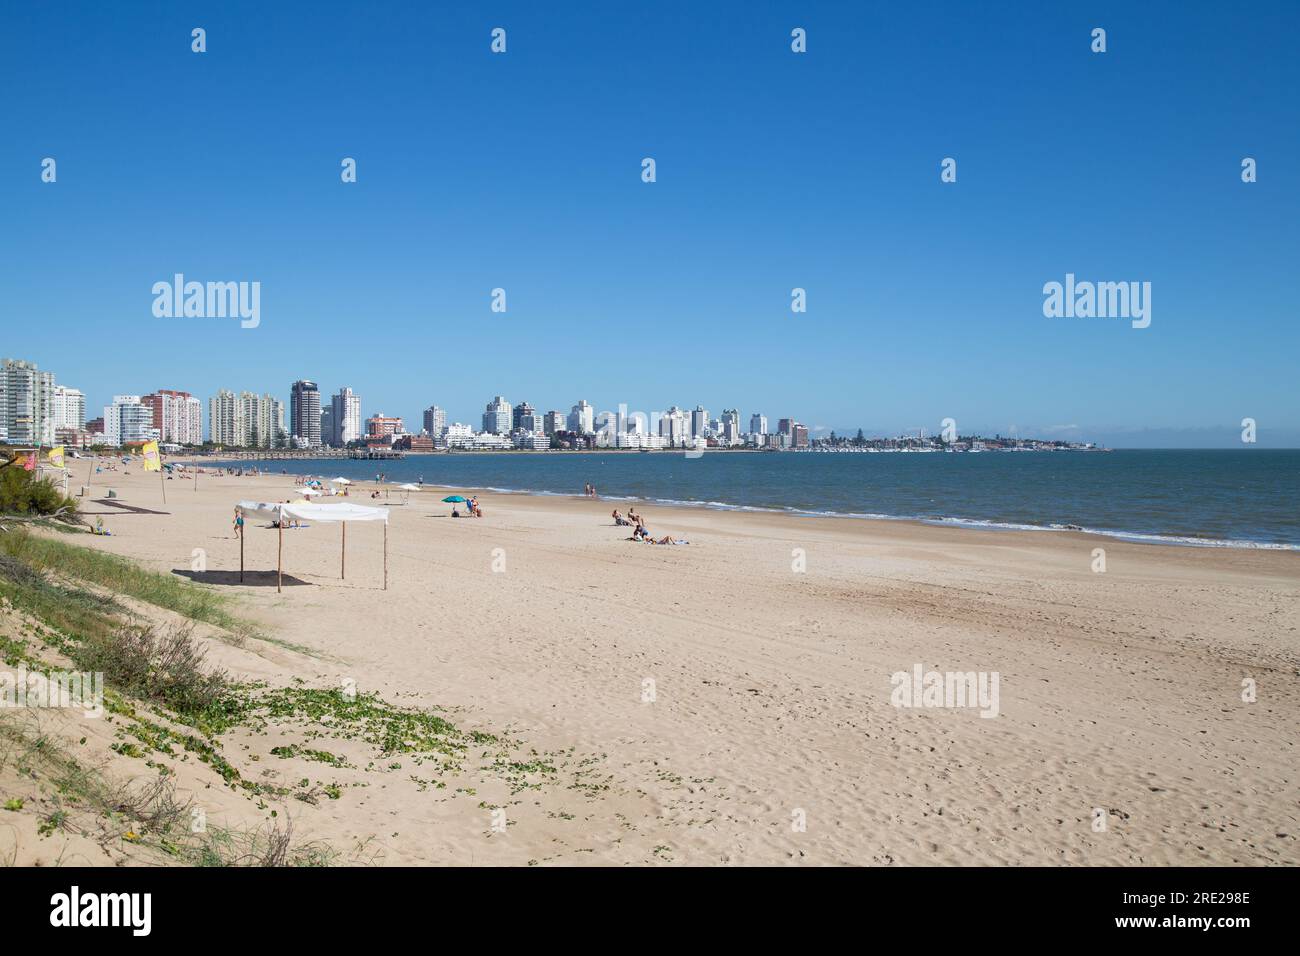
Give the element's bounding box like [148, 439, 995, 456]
[3, 1, 1297, 446]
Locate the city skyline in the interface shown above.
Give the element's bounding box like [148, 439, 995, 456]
[2, 2, 1296, 449]
[3, 352, 1298, 450]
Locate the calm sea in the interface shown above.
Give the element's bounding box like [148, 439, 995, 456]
[212, 449, 1300, 550]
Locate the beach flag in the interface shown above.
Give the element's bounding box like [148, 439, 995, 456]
[47, 445, 65, 469]
[141, 440, 161, 472]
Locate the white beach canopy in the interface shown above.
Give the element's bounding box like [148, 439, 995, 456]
[330, 477, 352, 485]
[398, 483, 420, 490]
[236, 501, 390, 592]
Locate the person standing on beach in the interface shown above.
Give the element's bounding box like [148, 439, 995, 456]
[233, 508, 244, 539]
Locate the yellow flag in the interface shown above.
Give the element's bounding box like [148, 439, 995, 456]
[141, 440, 161, 472]
[47, 445, 65, 469]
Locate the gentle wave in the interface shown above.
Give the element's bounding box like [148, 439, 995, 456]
[206, 452, 1300, 552]
[430, 482, 1299, 551]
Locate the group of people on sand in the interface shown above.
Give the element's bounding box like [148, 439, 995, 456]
[292, 475, 350, 496]
[610, 507, 688, 546]
[452, 496, 482, 518]
[231, 501, 306, 537]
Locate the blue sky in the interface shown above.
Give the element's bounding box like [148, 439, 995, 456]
[3, 1, 1297, 446]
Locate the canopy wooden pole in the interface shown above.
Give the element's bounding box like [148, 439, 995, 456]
[383, 522, 388, 590]
[240, 524, 245, 583]
[277, 519, 283, 593]
[160, 469, 167, 504]
[341, 522, 346, 579]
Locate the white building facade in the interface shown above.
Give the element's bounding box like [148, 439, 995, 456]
[0, 358, 57, 445]
[104, 396, 155, 446]
[52, 386, 86, 432]
[567, 400, 594, 434]
[482, 396, 512, 434]
[328, 387, 360, 446]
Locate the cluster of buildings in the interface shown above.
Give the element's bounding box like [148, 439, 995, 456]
[0, 357, 810, 454]
[209, 389, 286, 448]
[809, 430, 1101, 452]
[88, 391, 204, 449]
[0, 359, 214, 451]
[0, 358, 87, 447]
[410, 397, 810, 451]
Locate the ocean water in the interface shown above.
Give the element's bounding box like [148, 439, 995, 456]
[213, 449, 1300, 550]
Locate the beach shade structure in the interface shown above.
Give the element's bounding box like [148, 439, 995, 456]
[298, 487, 322, 496]
[236, 500, 390, 593]
[331, 477, 351, 485]
[397, 482, 420, 503]
[442, 495, 466, 502]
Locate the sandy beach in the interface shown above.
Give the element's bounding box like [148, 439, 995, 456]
[5, 463, 1297, 866]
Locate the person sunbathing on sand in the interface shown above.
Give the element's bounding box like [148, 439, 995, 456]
[612, 509, 631, 526]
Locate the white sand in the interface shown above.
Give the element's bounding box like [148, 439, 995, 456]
[7, 463, 1297, 865]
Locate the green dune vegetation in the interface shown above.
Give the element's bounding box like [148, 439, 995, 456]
[0, 503, 606, 866]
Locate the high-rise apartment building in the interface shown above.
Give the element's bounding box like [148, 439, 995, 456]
[567, 400, 594, 434]
[482, 395, 512, 434]
[104, 396, 155, 446]
[659, 406, 689, 446]
[422, 405, 447, 437]
[209, 390, 240, 445]
[245, 392, 285, 448]
[690, 405, 709, 439]
[720, 408, 741, 445]
[208, 390, 284, 448]
[142, 389, 203, 445]
[0, 358, 56, 445]
[749, 413, 768, 435]
[51, 386, 86, 433]
[290, 380, 322, 447]
[512, 401, 538, 432]
[543, 411, 566, 436]
[329, 387, 361, 447]
[513, 402, 542, 433]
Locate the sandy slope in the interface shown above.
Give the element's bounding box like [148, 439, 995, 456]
[13, 462, 1295, 866]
